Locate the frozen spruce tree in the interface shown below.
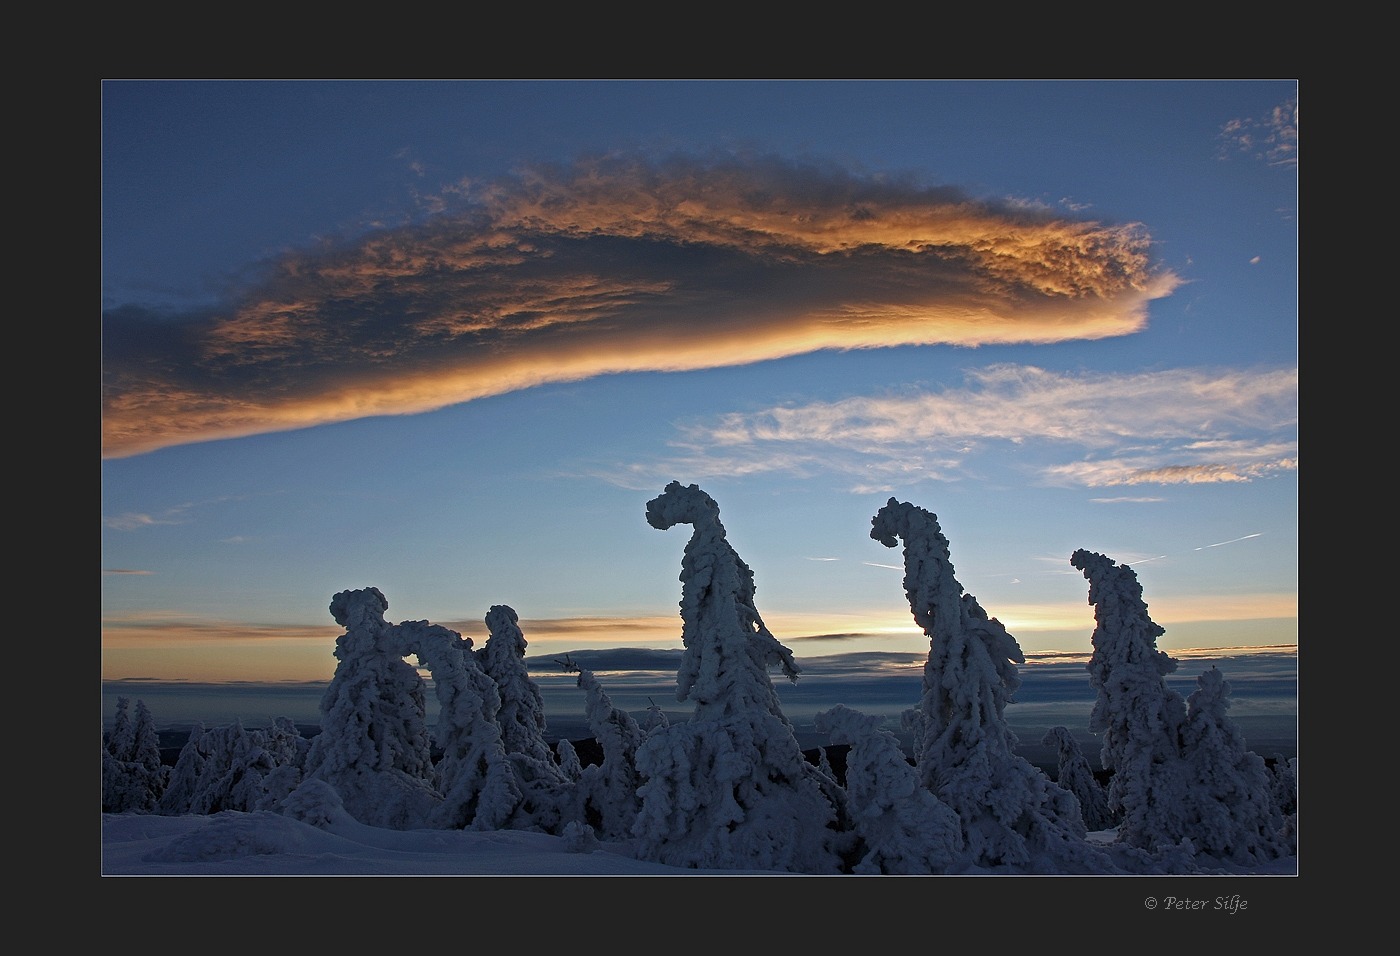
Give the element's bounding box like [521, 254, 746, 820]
[254, 717, 310, 812]
[477, 605, 557, 766]
[107, 696, 135, 761]
[1071, 549, 1198, 854]
[1042, 726, 1117, 832]
[102, 698, 168, 813]
[157, 720, 207, 815]
[300, 587, 441, 829]
[184, 720, 279, 814]
[130, 700, 165, 775]
[815, 704, 963, 874]
[555, 737, 584, 781]
[570, 663, 646, 841]
[476, 606, 571, 831]
[1180, 666, 1289, 863]
[642, 698, 670, 735]
[393, 618, 526, 832]
[102, 742, 132, 813]
[872, 499, 1113, 873]
[1271, 755, 1298, 853]
[633, 481, 846, 873]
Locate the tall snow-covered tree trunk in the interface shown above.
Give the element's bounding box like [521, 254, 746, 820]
[300, 588, 442, 829]
[872, 499, 1112, 873]
[1071, 549, 1196, 853]
[633, 482, 846, 874]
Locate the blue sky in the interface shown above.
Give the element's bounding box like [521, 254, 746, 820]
[101, 80, 1298, 686]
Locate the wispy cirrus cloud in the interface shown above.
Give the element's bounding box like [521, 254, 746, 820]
[103, 508, 193, 531]
[102, 493, 269, 532]
[610, 364, 1297, 491]
[102, 154, 1179, 459]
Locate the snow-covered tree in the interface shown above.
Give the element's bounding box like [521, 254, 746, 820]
[130, 700, 164, 772]
[101, 744, 128, 813]
[300, 587, 441, 829]
[571, 664, 646, 840]
[102, 698, 168, 814]
[1272, 755, 1298, 854]
[103, 743, 161, 814]
[478, 604, 557, 766]
[396, 618, 524, 832]
[253, 717, 310, 811]
[1072, 548, 1294, 867]
[1271, 754, 1298, 819]
[1041, 726, 1117, 832]
[641, 697, 670, 735]
[815, 704, 962, 874]
[184, 720, 276, 814]
[1179, 666, 1289, 863]
[555, 738, 584, 781]
[107, 696, 135, 760]
[476, 605, 571, 831]
[158, 721, 207, 815]
[872, 499, 1113, 873]
[633, 481, 846, 873]
[1071, 548, 1199, 853]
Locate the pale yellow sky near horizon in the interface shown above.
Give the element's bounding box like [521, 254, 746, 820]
[101, 593, 1298, 684]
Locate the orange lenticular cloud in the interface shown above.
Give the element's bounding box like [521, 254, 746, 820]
[101, 155, 1181, 460]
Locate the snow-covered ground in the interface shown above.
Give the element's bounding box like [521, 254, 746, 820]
[103, 810, 1297, 877]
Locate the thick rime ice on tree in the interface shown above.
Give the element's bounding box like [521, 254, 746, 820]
[153, 718, 307, 816]
[474, 607, 570, 831]
[178, 720, 288, 814]
[290, 590, 565, 833]
[1180, 666, 1290, 862]
[872, 499, 1113, 873]
[103, 698, 170, 814]
[815, 704, 963, 875]
[1272, 756, 1298, 817]
[555, 738, 584, 781]
[634, 481, 846, 873]
[158, 720, 207, 815]
[1272, 755, 1298, 853]
[479, 607, 571, 817]
[1071, 549, 1289, 863]
[131, 700, 164, 772]
[107, 697, 135, 761]
[479, 605, 557, 767]
[571, 665, 646, 840]
[645, 480, 800, 710]
[642, 699, 670, 734]
[301, 588, 444, 829]
[393, 617, 523, 832]
[1073, 548, 1200, 852]
[253, 717, 310, 811]
[1042, 726, 1117, 832]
